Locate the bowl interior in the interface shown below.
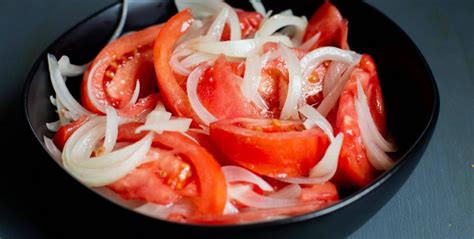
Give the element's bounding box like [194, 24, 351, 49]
[24, 0, 438, 231]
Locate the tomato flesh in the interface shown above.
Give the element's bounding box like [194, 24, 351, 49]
[333, 54, 386, 189]
[221, 10, 264, 40]
[210, 118, 330, 177]
[53, 115, 89, 150]
[304, 0, 349, 50]
[116, 122, 227, 215]
[82, 24, 162, 114]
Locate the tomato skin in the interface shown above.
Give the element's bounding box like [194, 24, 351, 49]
[53, 115, 89, 150]
[333, 54, 386, 189]
[82, 24, 162, 113]
[304, 0, 349, 50]
[221, 10, 264, 40]
[116, 122, 227, 215]
[209, 118, 330, 177]
[116, 93, 160, 118]
[153, 10, 203, 123]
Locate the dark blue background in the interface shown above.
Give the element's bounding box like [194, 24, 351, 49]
[0, 0, 472, 238]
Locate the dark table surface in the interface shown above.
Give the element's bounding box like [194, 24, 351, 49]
[0, 0, 472, 238]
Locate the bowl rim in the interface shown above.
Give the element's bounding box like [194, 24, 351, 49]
[23, 0, 440, 229]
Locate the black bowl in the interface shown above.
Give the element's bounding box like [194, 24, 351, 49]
[23, 0, 439, 238]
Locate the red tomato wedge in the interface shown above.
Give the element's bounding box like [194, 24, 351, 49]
[304, 0, 349, 50]
[82, 24, 162, 114]
[53, 115, 89, 150]
[197, 56, 261, 120]
[153, 10, 202, 123]
[333, 54, 386, 189]
[209, 118, 330, 177]
[221, 10, 264, 40]
[116, 122, 227, 215]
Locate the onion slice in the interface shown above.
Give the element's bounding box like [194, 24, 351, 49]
[222, 166, 274, 192]
[256, 14, 308, 45]
[317, 55, 361, 116]
[276, 133, 344, 184]
[249, 0, 266, 16]
[323, 61, 348, 97]
[62, 116, 154, 187]
[135, 202, 193, 219]
[186, 65, 217, 125]
[58, 55, 88, 77]
[135, 118, 192, 134]
[269, 184, 301, 199]
[279, 44, 303, 120]
[228, 184, 299, 209]
[46, 120, 60, 132]
[356, 80, 396, 152]
[47, 54, 89, 119]
[190, 36, 294, 58]
[300, 47, 358, 81]
[299, 104, 334, 141]
[299, 32, 320, 51]
[355, 80, 394, 170]
[241, 52, 271, 110]
[103, 106, 119, 154]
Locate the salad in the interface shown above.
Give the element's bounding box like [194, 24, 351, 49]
[43, 0, 396, 224]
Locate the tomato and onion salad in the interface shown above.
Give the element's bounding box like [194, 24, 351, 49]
[43, 0, 395, 224]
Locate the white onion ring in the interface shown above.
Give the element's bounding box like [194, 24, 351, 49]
[355, 80, 394, 170]
[324, 61, 348, 97]
[317, 55, 361, 116]
[170, 48, 194, 75]
[299, 104, 334, 141]
[46, 120, 60, 132]
[241, 52, 271, 110]
[276, 133, 344, 184]
[103, 106, 119, 154]
[224, 200, 239, 214]
[58, 55, 88, 77]
[186, 65, 217, 125]
[279, 44, 303, 120]
[135, 202, 193, 219]
[222, 166, 274, 192]
[269, 184, 301, 199]
[135, 118, 192, 134]
[127, 81, 140, 107]
[356, 80, 396, 152]
[228, 184, 299, 209]
[206, 7, 229, 41]
[256, 14, 307, 45]
[299, 32, 321, 51]
[190, 36, 294, 58]
[300, 47, 358, 81]
[250, 0, 266, 16]
[63, 117, 154, 187]
[47, 54, 89, 119]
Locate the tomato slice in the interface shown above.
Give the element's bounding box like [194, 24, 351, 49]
[116, 122, 227, 215]
[82, 24, 162, 114]
[153, 10, 203, 122]
[53, 115, 89, 150]
[221, 10, 264, 40]
[303, 0, 349, 50]
[209, 118, 330, 177]
[197, 56, 261, 120]
[333, 54, 386, 189]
